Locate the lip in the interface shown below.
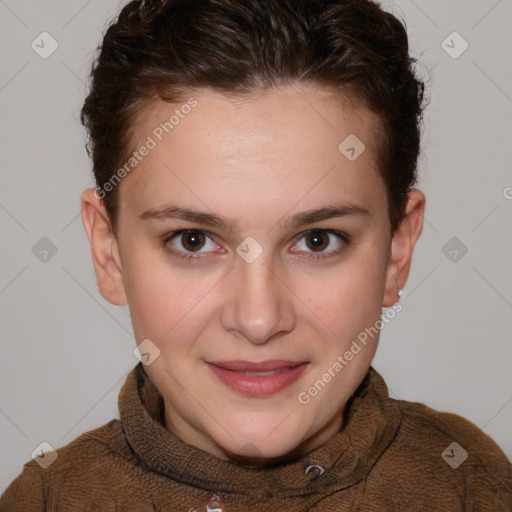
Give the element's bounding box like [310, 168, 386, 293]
[206, 360, 309, 397]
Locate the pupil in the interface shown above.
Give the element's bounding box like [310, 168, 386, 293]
[308, 232, 327, 251]
[183, 232, 204, 251]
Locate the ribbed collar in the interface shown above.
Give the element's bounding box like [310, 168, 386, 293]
[119, 362, 401, 497]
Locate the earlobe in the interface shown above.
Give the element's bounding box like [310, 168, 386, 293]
[382, 189, 426, 308]
[81, 188, 127, 306]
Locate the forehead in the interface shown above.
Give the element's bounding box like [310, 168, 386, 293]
[131, 82, 382, 162]
[118, 83, 387, 227]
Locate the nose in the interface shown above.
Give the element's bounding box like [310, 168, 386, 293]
[220, 251, 296, 345]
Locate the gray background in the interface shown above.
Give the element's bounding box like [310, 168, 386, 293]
[1, 0, 511, 493]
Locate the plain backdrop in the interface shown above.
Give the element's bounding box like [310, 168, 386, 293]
[1, 0, 511, 493]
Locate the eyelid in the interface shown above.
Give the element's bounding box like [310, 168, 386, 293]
[290, 228, 350, 259]
[162, 228, 350, 260]
[293, 228, 350, 244]
[161, 229, 222, 259]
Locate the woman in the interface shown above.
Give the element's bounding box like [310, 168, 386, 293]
[1, 0, 511, 509]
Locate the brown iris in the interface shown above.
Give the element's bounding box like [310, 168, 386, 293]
[305, 231, 329, 252]
[181, 231, 206, 251]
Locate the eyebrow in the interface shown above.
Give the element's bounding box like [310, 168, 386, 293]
[139, 201, 371, 231]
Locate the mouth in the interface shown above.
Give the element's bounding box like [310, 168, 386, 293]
[205, 360, 309, 397]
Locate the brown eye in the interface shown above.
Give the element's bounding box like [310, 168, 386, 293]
[305, 231, 329, 252]
[292, 229, 349, 259]
[180, 230, 206, 252]
[163, 229, 219, 260]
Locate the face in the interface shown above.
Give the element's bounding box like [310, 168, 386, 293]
[82, 82, 425, 466]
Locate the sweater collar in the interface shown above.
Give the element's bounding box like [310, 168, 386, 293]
[119, 362, 401, 496]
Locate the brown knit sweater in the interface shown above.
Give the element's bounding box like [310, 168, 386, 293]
[1, 363, 511, 511]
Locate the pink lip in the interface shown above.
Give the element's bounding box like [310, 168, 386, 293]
[206, 360, 309, 397]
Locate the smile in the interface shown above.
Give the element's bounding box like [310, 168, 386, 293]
[205, 360, 309, 397]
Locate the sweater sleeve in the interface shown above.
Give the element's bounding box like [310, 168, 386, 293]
[0, 462, 46, 511]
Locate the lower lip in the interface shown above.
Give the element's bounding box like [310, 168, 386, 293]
[206, 362, 309, 397]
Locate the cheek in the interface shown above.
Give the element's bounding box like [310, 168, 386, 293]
[122, 251, 221, 342]
[121, 253, 180, 339]
[304, 250, 386, 332]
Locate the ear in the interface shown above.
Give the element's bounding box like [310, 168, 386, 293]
[80, 188, 127, 306]
[382, 189, 426, 308]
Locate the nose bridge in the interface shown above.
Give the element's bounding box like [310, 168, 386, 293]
[221, 248, 295, 344]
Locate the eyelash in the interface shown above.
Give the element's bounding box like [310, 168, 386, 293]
[160, 228, 351, 262]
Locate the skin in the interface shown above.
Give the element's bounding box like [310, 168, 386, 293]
[81, 82, 425, 467]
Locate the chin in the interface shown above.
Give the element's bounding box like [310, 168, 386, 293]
[211, 414, 309, 464]
[221, 439, 301, 467]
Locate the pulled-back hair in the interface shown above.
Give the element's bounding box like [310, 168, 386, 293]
[81, 0, 427, 234]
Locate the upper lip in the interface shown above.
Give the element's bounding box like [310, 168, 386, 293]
[207, 360, 307, 372]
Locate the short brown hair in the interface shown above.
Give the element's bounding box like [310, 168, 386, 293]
[81, 0, 428, 234]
